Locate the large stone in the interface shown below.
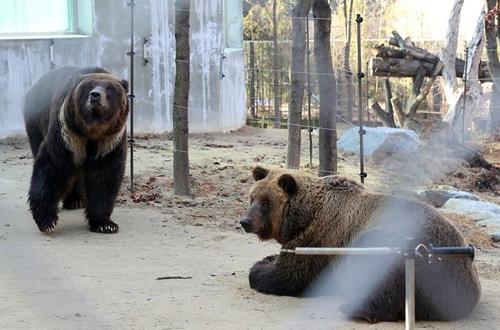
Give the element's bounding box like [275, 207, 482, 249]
[418, 185, 480, 207]
[338, 127, 419, 156]
[442, 198, 500, 234]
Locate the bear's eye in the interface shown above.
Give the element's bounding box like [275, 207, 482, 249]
[261, 199, 270, 208]
[106, 86, 116, 96]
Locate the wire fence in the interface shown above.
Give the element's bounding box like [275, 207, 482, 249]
[243, 36, 488, 128]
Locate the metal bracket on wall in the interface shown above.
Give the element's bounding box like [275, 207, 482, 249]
[143, 37, 152, 65]
[49, 39, 55, 70]
[219, 54, 226, 79]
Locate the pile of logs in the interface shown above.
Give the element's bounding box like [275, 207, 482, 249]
[370, 31, 491, 81]
[368, 31, 491, 129]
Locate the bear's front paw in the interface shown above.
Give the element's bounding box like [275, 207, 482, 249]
[89, 220, 119, 234]
[35, 218, 57, 233]
[249, 260, 274, 290]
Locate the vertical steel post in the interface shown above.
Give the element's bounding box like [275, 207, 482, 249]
[461, 46, 469, 143]
[127, 0, 136, 192]
[405, 257, 416, 330]
[306, 12, 313, 167]
[405, 237, 416, 330]
[355, 14, 366, 183]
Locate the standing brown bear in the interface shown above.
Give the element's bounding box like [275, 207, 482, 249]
[241, 166, 480, 322]
[24, 67, 129, 234]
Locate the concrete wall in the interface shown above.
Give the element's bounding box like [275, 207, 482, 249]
[0, 0, 245, 138]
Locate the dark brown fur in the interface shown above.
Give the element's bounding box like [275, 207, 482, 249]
[241, 166, 481, 322]
[24, 67, 129, 234]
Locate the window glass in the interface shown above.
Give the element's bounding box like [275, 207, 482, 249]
[224, 0, 243, 49]
[0, 0, 73, 34]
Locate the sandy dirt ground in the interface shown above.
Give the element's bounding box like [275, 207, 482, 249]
[1, 126, 499, 329]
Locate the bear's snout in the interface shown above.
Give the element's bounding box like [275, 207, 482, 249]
[89, 90, 101, 103]
[240, 218, 252, 232]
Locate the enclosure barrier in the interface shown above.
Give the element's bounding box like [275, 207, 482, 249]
[127, 0, 136, 192]
[306, 13, 313, 167]
[281, 241, 475, 330]
[355, 14, 367, 184]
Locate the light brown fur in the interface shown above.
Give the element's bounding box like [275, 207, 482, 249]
[242, 166, 481, 322]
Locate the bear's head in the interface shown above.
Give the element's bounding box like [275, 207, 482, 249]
[65, 73, 129, 140]
[240, 166, 298, 241]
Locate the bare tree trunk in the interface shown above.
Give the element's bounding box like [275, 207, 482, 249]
[485, 0, 500, 134]
[173, 0, 190, 196]
[287, 0, 313, 168]
[314, 0, 337, 176]
[440, 0, 464, 124]
[460, 9, 486, 130]
[371, 78, 396, 127]
[443, 5, 486, 130]
[343, 0, 354, 122]
[272, 0, 281, 128]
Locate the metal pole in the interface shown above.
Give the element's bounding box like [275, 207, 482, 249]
[404, 237, 416, 330]
[405, 256, 416, 330]
[282, 247, 397, 255]
[306, 13, 313, 167]
[282, 243, 474, 329]
[461, 46, 469, 143]
[355, 14, 366, 184]
[127, 0, 136, 192]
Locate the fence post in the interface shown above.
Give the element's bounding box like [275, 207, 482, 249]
[356, 14, 367, 184]
[127, 0, 136, 192]
[306, 12, 313, 167]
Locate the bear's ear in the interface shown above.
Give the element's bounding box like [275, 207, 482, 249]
[252, 166, 269, 181]
[120, 79, 129, 93]
[278, 174, 298, 195]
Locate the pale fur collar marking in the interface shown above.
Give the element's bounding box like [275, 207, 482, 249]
[59, 99, 86, 165]
[96, 125, 126, 158]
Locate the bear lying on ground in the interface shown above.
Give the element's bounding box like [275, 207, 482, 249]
[240, 166, 480, 322]
[24, 67, 129, 234]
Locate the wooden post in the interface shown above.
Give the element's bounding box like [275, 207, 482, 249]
[173, 0, 191, 196]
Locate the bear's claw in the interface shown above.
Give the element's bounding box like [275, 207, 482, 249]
[36, 219, 57, 233]
[89, 221, 119, 234]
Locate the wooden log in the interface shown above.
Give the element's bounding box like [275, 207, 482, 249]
[391, 97, 406, 127]
[371, 102, 396, 127]
[391, 31, 439, 63]
[407, 61, 444, 117]
[374, 45, 406, 59]
[369, 57, 491, 80]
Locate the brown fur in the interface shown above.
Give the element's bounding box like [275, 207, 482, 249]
[242, 166, 481, 322]
[24, 67, 129, 234]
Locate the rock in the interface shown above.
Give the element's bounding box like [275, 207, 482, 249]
[443, 198, 500, 234]
[443, 198, 500, 218]
[490, 232, 500, 242]
[418, 185, 480, 207]
[338, 127, 419, 156]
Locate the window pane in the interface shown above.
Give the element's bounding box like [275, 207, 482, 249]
[0, 0, 71, 34]
[225, 0, 243, 49]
